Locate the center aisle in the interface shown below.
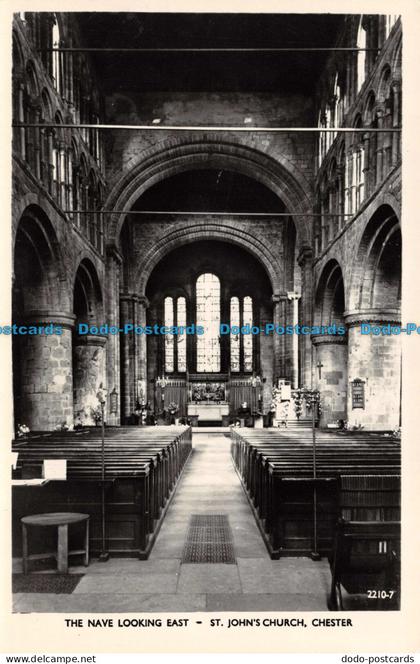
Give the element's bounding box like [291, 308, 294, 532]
[148, 433, 330, 611]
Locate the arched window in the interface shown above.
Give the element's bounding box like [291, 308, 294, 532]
[357, 18, 367, 93]
[230, 296, 254, 372]
[164, 296, 188, 373]
[52, 15, 62, 95]
[230, 297, 240, 372]
[243, 296, 253, 371]
[164, 297, 175, 373]
[333, 72, 345, 129]
[53, 112, 66, 202]
[337, 144, 346, 229]
[317, 110, 325, 167]
[69, 140, 80, 225]
[177, 297, 187, 372]
[196, 273, 220, 372]
[352, 117, 365, 212]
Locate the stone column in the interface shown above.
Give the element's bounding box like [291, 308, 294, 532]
[287, 292, 301, 389]
[17, 312, 75, 431]
[312, 334, 348, 427]
[120, 293, 149, 421]
[297, 246, 313, 388]
[345, 310, 401, 431]
[137, 295, 149, 405]
[392, 83, 401, 166]
[105, 246, 122, 425]
[73, 335, 107, 425]
[34, 107, 42, 180]
[375, 103, 385, 184]
[18, 84, 25, 160]
[59, 141, 67, 209]
[259, 301, 274, 413]
[271, 293, 282, 383]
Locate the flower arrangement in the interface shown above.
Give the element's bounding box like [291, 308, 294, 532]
[270, 386, 282, 413]
[167, 402, 179, 415]
[17, 423, 30, 438]
[292, 389, 304, 419]
[90, 404, 103, 426]
[292, 387, 322, 419]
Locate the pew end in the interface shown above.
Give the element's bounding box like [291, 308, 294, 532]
[328, 519, 400, 611]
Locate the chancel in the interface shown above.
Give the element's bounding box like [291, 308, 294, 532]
[11, 11, 402, 612]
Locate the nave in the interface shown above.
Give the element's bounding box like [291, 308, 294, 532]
[13, 433, 331, 613]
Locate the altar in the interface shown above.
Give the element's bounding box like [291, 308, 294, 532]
[187, 403, 229, 422]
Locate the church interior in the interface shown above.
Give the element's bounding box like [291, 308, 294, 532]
[11, 12, 402, 613]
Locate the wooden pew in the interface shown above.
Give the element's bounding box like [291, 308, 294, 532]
[328, 518, 400, 610]
[230, 428, 401, 558]
[12, 426, 192, 559]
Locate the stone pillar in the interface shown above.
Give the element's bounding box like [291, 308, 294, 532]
[137, 295, 149, 405]
[105, 246, 122, 425]
[47, 129, 54, 195]
[34, 107, 42, 180]
[59, 141, 67, 209]
[345, 310, 401, 431]
[120, 293, 149, 421]
[392, 83, 401, 166]
[287, 292, 301, 389]
[271, 293, 282, 383]
[18, 84, 25, 160]
[312, 334, 348, 427]
[17, 312, 75, 431]
[73, 335, 107, 426]
[297, 246, 313, 388]
[375, 104, 385, 184]
[259, 301, 274, 413]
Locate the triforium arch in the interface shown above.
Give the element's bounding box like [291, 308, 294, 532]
[72, 258, 106, 426]
[313, 259, 347, 426]
[104, 137, 313, 249]
[346, 203, 401, 430]
[12, 205, 73, 431]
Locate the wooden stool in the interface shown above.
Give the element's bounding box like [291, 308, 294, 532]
[21, 512, 90, 574]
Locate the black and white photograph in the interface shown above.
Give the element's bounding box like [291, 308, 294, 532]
[3, 2, 418, 653]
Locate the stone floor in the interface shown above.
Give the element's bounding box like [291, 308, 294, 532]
[12, 433, 331, 613]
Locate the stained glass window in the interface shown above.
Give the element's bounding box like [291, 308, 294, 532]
[164, 296, 174, 373]
[230, 296, 253, 372]
[243, 296, 253, 371]
[196, 273, 220, 372]
[230, 297, 240, 372]
[177, 296, 187, 372]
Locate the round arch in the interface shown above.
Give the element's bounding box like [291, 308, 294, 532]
[73, 257, 104, 324]
[348, 203, 401, 312]
[314, 258, 345, 327]
[135, 221, 281, 296]
[104, 138, 313, 247]
[13, 204, 68, 314]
